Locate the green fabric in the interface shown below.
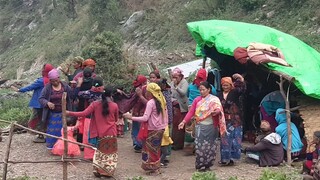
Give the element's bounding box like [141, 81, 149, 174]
[187, 20, 320, 99]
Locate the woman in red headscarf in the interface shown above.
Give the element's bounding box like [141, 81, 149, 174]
[131, 75, 148, 152]
[217, 74, 246, 166]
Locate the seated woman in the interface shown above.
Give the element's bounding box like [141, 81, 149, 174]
[275, 108, 304, 158]
[302, 131, 320, 176]
[244, 120, 283, 167]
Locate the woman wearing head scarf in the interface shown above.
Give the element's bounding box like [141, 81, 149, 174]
[217, 74, 246, 165]
[124, 83, 168, 175]
[131, 74, 148, 152]
[11, 64, 54, 143]
[73, 58, 97, 82]
[39, 69, 74, 149]
[170, 67, 189, 150]
[67, 86, 119, 177]
[178, 81, 226, 171]
[275, 108, 303, 158]
[244, 120, 284, 167]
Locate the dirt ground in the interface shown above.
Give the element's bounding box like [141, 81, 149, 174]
[0, 132, 298, 180]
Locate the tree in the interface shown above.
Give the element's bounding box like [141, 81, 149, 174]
[82, 31, 135, 89]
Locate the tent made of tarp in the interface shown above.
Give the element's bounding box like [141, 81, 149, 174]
[187, 20, 320, 99]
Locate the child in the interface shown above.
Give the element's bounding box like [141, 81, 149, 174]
[52, 116, 80, 157]
[161, 125, 173, 167]
[116, 113, 125, 138]
[303, 131, 320, 176]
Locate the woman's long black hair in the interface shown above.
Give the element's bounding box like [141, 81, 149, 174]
[101, 86, 114, 116]
[154, 97, 162, 115]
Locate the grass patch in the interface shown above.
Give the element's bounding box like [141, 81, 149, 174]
[0, 96, 31, 127]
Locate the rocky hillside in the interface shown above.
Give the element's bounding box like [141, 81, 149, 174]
[0, 0, 319, 80]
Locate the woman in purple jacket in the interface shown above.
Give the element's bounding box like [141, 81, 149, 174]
[39, 69, 73, 149]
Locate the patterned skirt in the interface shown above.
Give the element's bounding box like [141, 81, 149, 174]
[93, 136, 118, 177]
[46, 112, 62, 149]
[194, 124, 218, 170]
[141, 130, 164, 171]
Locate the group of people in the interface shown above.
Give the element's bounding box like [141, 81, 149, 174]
[11, 57, 320, 178]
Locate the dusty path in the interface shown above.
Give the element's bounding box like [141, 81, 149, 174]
[0, 132, 292, 180]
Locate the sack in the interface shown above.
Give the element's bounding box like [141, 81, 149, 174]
[137, 122, 148, 142]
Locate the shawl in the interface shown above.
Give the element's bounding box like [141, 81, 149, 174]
[195, 94, 226, 136]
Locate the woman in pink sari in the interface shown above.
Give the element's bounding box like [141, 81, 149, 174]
[178, 81, 226, 172]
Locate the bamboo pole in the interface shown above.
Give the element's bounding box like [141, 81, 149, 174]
[277, 75, 292, 165]
[62, 92, 68, 180]
[12, 123, 95, 150]
[2, 123, 15, 180]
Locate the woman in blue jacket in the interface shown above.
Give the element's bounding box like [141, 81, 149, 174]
[11, 64, 54, 143]
[275, 108, 304, 157]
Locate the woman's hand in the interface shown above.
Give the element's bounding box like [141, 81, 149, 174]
[232, 73, 244, 82]
[135, 87, 142, 97]
[211, 109, 221, 116]
[10, 86, 19, 92]
[47, 102, 55, 110]
[178, 121, 185, 130]
[123, 113, 132, 120]
[77, 77, 83, 87]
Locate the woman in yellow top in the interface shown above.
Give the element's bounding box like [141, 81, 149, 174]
[161, 125, 173, 167]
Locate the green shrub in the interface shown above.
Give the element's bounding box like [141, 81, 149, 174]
[82, 31, 136, 90]
[89, 0, 123, 31]
[0, 97, 31, 127]
[258, 169, 300, 180]
[239, 0, 263, 11]
[192, 171, 218, 180]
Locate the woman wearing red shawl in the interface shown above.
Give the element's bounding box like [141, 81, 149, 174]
[179, 81, 226, 171]
[11, 63, 54, 143]
[131, 75, 148, 152]
[218, 74, 246, 165]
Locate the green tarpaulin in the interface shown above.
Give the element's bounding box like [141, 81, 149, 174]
[187, 20, 320, 99]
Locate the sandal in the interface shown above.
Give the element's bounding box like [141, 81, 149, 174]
[218, 160, 234, 166]
[93, 171, 101, 178]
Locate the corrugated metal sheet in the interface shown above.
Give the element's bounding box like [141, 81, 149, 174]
[166, 58, 211, 78]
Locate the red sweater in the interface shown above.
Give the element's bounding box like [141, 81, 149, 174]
[68, 100, 118, 138]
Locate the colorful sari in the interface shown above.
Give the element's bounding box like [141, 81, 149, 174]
[141, 130, 164, 171]
[93, 136, 118, 177]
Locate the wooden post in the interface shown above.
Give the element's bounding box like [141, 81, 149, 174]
[62, 92, 68, 180]
[202, 56, 207, 69]
[2, 123, 15, 180]
[277, 75, 292, 165]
